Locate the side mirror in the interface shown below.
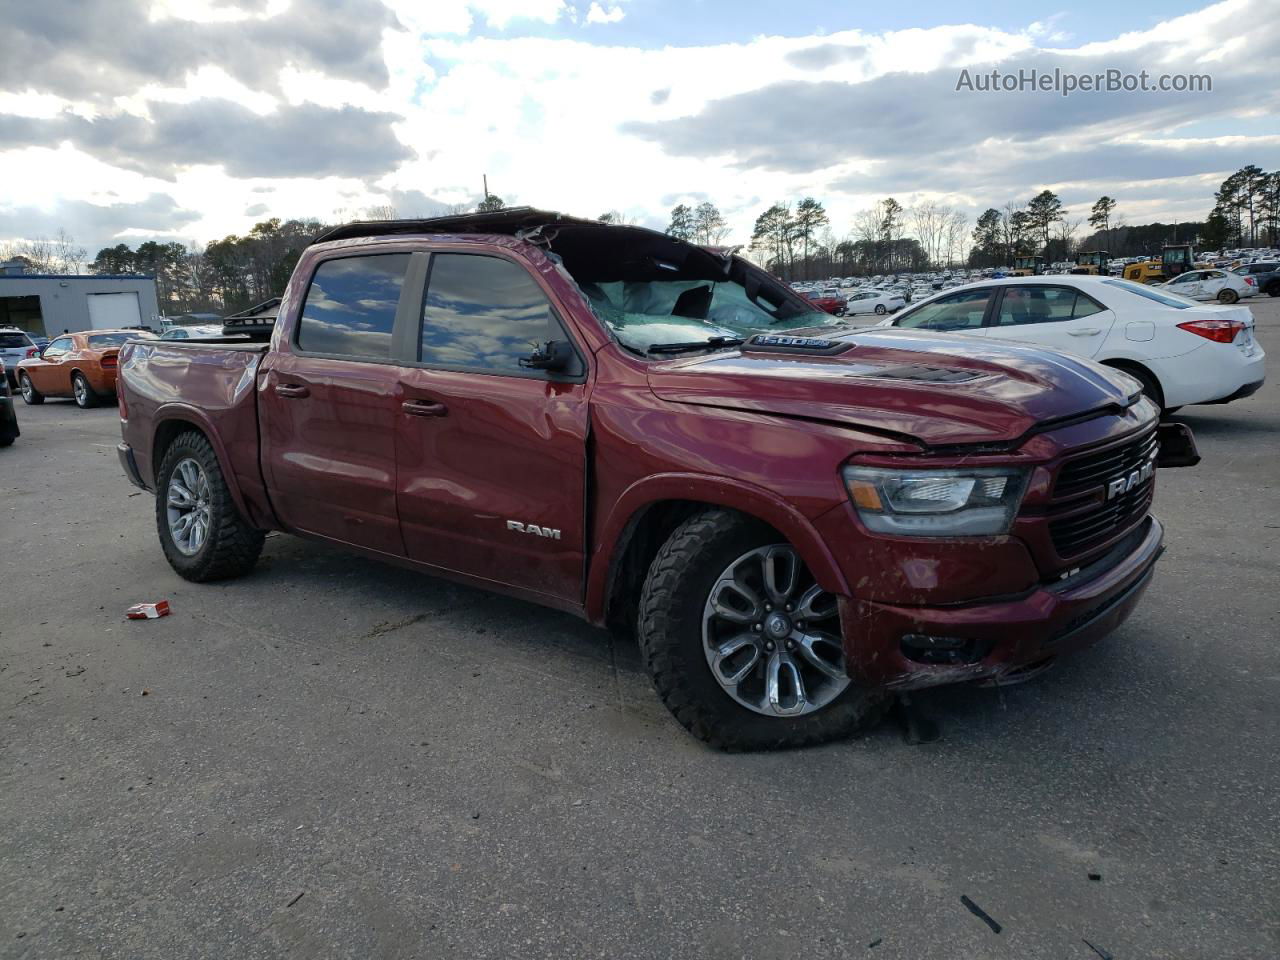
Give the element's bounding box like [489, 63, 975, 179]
[520, 340, 577, 374]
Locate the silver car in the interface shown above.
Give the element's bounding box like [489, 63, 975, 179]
[0, 327, 37, 388]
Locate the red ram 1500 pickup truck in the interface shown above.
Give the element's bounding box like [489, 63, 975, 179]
[117, 209, 1199, 750]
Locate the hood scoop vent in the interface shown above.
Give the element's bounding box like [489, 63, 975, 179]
[855, 363, 986, 384]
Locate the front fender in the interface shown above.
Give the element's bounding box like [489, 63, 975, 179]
[585, 472, 849, 624]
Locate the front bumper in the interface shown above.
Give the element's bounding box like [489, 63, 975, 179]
[840, 515, 1164, 690]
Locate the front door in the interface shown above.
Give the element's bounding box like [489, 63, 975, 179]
[258, 252, 414, 557]
[1165, 271, 1203, 299]
[394, 251, 589, 605]
[985, 285, 1117, 358]
[30, 335, 74, 394]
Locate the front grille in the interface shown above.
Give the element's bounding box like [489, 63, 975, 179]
[1054, 429, 1158, 499]
[1049, 428, 1158, 557]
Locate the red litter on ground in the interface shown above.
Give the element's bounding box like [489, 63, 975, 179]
[126, 601, 171, 620]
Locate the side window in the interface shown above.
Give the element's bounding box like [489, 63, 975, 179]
[1072, 292, 1105, 318]
[996, 287, 1079, 326]
[894, 289, 991, 330]
[45, 337, 72, 356]
[419, 254, 557, 373]
[297, 254, 409, 358]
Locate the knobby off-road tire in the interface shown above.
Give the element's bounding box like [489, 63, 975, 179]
[155, 431, 265, 582]
[637, 508, 887, 751]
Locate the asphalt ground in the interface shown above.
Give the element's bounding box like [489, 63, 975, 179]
[2, 299, 1277, 959]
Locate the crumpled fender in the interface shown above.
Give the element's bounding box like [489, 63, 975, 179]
[585, 471, 849, 624]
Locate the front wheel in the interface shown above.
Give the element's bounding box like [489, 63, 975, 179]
[155, 431, 265, 582]
[19, 373, 43, 405]
[637, 509, 887, 751]
[1217, 288, 1239, 304]
[875, 304, 887, 315]
[834, 305, 847, 316]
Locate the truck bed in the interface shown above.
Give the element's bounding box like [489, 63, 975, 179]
[117, 338, 276, 528]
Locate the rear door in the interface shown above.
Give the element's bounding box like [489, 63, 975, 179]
[394, 250, 590, 605]
[1196, 270, 1229, 299]
[984, 284, 1116, 358]
[258, 252, 417, 556]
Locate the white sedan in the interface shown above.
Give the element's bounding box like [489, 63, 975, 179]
[1157, 268, 1257, 303]
[844, 290, 905, 315]
[878, 275, 1265, 412]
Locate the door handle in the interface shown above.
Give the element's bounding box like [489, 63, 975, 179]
[1068, 328, 1101, 336]
[402, 399, 447, 418]
[275, 383, 310, 398]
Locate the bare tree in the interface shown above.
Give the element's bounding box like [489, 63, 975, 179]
[0, 231, 86, 274]
[363, 204, 398, 221]
[943, 211, 969, 266]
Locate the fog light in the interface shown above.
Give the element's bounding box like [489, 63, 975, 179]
[900, 634, 993, 666]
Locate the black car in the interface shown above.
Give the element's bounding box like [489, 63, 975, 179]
[1234, 261, 1280, 297]
[0, 362, 20, 447]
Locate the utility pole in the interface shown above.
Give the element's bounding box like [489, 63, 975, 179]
[483, 174, 489, 201]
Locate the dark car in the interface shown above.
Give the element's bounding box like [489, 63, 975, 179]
[117, 208, 1198, 750]
[1233, 261, 1280, 297]
[0, 361, 19, 446]
[801, 290, 847, 315]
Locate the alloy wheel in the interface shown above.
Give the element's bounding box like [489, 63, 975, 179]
[20, 377, 32, 402]
[701, 545, 849, 717]
[166, 458, 212, 556]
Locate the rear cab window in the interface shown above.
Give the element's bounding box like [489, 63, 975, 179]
[296, 254, 411, 358]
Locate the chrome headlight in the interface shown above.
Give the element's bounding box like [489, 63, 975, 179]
[842, 465, 1028, 537]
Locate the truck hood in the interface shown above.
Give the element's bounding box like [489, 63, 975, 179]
[645, 328, 1139, 448]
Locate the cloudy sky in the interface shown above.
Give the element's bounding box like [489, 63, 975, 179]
[1, 0, 1276, 256]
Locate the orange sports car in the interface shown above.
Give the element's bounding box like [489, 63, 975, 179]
[16, 329, 157, 409]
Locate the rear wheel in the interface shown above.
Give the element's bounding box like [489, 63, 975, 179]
[637, 509, 887, 751]
[155, 431, 264, 582]
[1217, 288, 1239, 304]
[72, 372, 99, 408]
[875, 304, 887, 315]
[19, 373, 43, 405]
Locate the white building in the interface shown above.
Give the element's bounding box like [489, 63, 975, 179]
[0, 259, 161, 337]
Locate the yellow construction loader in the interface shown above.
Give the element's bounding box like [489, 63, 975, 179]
[1070, 251, 1111, 276]
[1121, 244, 1206, 284]
[1008, 255, 1045, 277]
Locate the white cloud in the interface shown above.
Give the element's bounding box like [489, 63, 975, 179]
[585, 3, 625, 25]
[1, 0, 1273, 253]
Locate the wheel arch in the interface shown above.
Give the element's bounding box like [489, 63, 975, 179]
[151, 408, 252, 523]
[588, 474, 849, 629]
[1098, 357, 1165, 407]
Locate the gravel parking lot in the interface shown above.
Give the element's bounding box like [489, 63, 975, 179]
[2, 300, 1277, 959]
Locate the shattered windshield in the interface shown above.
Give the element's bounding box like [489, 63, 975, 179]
[578, 279, 834, 354]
